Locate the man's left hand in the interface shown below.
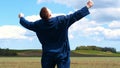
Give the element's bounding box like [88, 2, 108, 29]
[87, 0, 94, 8]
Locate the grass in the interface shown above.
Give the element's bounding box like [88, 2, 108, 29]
[74, 50, 120, 57]
[71, 57, 120, 68]
[0, 57, 40, 68]
[0, 57, 120, 68]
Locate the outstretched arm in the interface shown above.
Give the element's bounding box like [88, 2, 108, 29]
[59, 0, 94, 28]
[18, 13, 36, 31]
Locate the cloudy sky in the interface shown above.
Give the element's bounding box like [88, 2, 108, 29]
[0, 0, 120, 51]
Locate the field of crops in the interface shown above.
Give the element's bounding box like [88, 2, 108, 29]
[0, 57, 120, 68]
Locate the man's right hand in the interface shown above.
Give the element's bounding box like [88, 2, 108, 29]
[18, 13, 24, 18]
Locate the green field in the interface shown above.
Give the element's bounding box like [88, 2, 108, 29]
[0, 57, 120, 68]
[73, 50, 120, 57]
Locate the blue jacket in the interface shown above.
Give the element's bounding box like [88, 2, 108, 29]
[20, 6, 90, 56]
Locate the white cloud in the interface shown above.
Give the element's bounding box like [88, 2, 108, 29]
[103, 29, 120, 40]
[68, 33, 74, 39]
[109, 21, 120, 29]
[37, 0, 42, 4]
[0, 25, 34, 40]
[37, 0, 120, 9]
[37, 0, 88, 9]
[69, 18, 100, 32]
[25, 15, 40, 22]
[69, 17, 120, 41]
[83, 25, 120, 41]
[91, 8, 120, 22]
[37, 0, 87, 8]
[37, 0, 50, 4]
[93, 0, 120, 8]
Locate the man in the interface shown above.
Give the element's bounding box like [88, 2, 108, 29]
[18, 0, 93, 68]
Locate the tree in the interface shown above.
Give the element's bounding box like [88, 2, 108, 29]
[76, 46, 88, 50]
[0, 48, 17, 56]
[75, 45, 117, 53]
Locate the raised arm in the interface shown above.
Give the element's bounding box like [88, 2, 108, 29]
[59, 0, 94, 28]
[18, 13, 36, 31]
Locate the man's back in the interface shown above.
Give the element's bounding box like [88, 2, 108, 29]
[33, 16, 70, 53]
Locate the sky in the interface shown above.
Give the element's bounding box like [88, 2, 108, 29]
[0, 0, 120, 51]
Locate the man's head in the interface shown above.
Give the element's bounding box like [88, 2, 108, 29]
[40, 7, 52, 20]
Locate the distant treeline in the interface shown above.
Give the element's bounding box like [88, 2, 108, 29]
[0, 48, 17, 56]
[0, 45, 118, 57]
[76, 46, 116, 53]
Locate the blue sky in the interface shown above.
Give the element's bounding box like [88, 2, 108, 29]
[0, 0, 120, 51]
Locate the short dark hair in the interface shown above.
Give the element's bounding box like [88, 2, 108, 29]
[40, 7, 50, 20]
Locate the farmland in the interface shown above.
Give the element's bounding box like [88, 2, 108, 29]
[0, 57, 120, 68]
[0, 48, 120, 68]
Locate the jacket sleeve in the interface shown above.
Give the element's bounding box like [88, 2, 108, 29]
[20, 17, 36, 31]
[59, 6, 90, 28]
